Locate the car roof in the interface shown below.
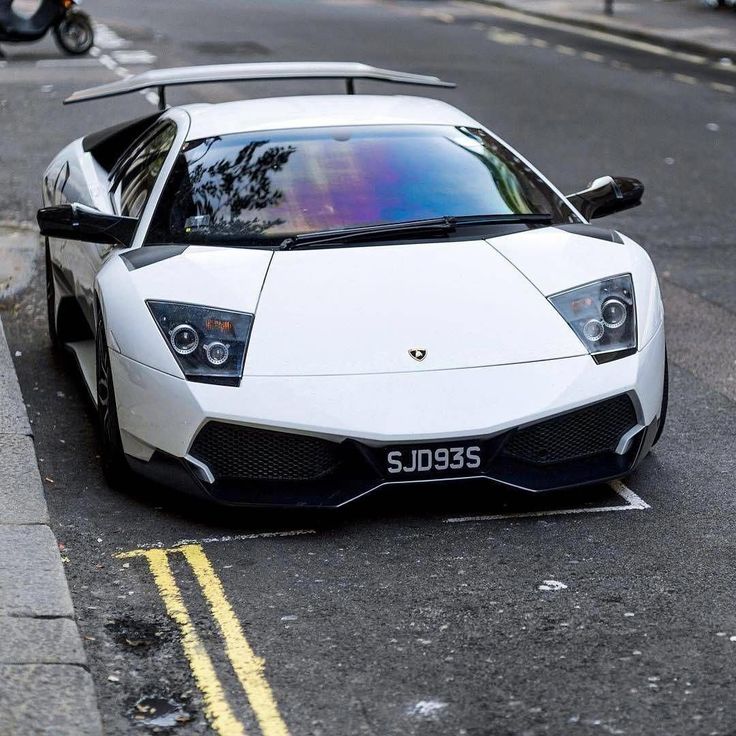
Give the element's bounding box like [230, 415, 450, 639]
[180, 95, 481, 140]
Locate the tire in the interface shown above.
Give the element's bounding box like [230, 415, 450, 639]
[45, 239, 62, 352]
[53, 11, 94, 55]
[652, 353, 668, 447]
[96, 308, 131, 488]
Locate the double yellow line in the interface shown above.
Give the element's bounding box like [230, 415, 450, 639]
[117, 544, 290, 736]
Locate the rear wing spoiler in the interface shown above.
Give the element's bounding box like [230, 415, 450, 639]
[64, 62, 456, 111]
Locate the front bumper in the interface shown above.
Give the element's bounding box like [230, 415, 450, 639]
[112, 328, 665, 507]
[127, 395, 659, 508]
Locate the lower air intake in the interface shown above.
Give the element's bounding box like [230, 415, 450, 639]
[501, 394, 638, 465]
[189, 422, 344, 481]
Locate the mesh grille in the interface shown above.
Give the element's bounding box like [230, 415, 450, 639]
[190, 423, 344, 481]
[502, 395, 638, 465]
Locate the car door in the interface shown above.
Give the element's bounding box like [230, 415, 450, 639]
[70, 121, 179, 325]
[66, 120, 178, 327]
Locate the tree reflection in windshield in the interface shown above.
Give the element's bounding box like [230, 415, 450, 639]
[149, 137, 296, 243]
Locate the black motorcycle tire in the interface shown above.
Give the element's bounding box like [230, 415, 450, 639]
[53, 10, 94, 55]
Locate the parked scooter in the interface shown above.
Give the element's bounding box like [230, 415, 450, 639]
[0, 0, 94, 56]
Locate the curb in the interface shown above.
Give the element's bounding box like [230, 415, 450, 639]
[0, 316, 104, 735]
[475, 0, 736, 62]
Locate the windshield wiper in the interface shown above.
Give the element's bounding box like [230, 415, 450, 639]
[279, 213, 553, 250]
[453, 213, 552, 226]
[280, 217, 456, 250]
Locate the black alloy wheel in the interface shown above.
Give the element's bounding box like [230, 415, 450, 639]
[96, 309, 130, 488]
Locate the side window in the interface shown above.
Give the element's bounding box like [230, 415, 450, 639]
[112, 123, 177, 219]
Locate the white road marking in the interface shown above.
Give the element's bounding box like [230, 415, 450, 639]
[487, 28, 529, 46]
[538, 580, 568, 591]
[445, 503, 636, 524]
[35, 58, 101, 67]
[459, 3, 719, 69]
[97, 53, 117, 71]
[112, 50, 157, 65]
[673, 73, 698, 85]
[476, 12, 735, 97]
[93, 23, 131, 50]
[581, 51, 605, 63]
[129, 529, 317, 551]
[609, 480, 650, 509]
[123, 482, 650, 547]
[444, 480, 649, 524]
[420, 9, 455, 23]
[89, 26, 160, 109]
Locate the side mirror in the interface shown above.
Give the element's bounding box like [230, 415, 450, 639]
[37, 203, 137, 247]
[567, 176, 644, 221]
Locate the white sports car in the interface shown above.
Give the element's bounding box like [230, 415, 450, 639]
[38, 62, 667, 508]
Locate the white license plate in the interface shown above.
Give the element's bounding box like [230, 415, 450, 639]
[386, 445, 482, 476]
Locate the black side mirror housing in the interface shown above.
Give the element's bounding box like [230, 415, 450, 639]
[567, 176, 644, 221]
[37, 203, 137, 247]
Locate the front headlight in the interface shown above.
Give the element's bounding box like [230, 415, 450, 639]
[147, 301, 254, 385]
[549, 274, 637, 364]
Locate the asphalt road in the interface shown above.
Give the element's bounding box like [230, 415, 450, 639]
[1, 1, 736, 734]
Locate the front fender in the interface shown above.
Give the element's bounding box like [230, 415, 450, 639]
[96, 246, 273, 376]
[489, 227, 664, 352]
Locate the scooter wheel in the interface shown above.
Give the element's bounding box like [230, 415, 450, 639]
[53, 11, 94, 55]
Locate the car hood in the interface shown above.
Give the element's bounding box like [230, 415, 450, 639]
[243, 239, 585, 376]
[111, 228, 660, 380]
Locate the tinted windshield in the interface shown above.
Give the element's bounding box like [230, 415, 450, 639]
[146, 125, 575, 246]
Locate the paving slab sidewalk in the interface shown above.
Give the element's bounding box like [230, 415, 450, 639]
[475, 0, 736, 60]
[0, 230, 102, 735]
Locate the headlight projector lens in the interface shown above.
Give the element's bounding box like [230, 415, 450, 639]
[204, 341, 229, 366]
[548, 275, 637, 362]
[147, 300, 254, 385]
[582, 318, 605, 342]
[170, 324, 199, 355]
[601, 298, 627, 329]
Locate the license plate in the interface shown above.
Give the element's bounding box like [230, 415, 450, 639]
[385, 445, 483, 476]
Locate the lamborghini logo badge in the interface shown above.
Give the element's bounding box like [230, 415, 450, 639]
[409, 348, 427, 362]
